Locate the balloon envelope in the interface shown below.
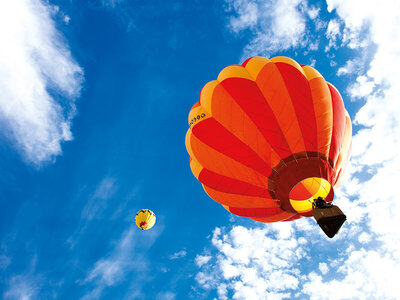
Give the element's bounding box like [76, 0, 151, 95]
[135, 209, 156, 230]
[186, 56, 352, 223]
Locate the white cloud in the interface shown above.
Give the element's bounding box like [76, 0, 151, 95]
[228, 1, 259, 32]
[347, 75, 375, 99]
[303, 249, 400, 300]
[337, 58, 359, 76]
[308, 42, 319, 52]
[307, 6, 320, 20]
[67, 178, 119, 249]
[327, 0, 381, 29]
[358, 232, 371, 244]
[315, 18, 327, 32]
[91, 178, 118, 200]
[195, 225, 306, 299]
[0, 0, 83, 165]
[169, 250, 187, 260]
[196, 220, 400, 299]
[225, 0, 309, 58]
[318, 262, 328, 275]
[81, 228, 136, 288]
[195, 255, 212, 267]
[3, 275, 39, 300]
[64, 15, 71, 24]
[156, 291, 176, 300]
[80, 225, 160, 300]
[325, 19, 341, 51]
[326, 19, 340, 39]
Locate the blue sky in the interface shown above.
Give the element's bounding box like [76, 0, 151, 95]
[1, 0, 400, 299]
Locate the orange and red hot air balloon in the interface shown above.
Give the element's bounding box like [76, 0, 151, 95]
[185, 56, 352, 237]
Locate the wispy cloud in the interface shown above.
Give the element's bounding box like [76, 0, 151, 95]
[0, 0, 83, 165]
[80, 228, 135, 298]
[156, 291, 176, 300]
[100, 0, 125, 8]
[67, 177, 118, 249]
[81, 178, 118, 221]
[80, 225, 160, 300]
[80, 226, 138, 299]
[169, 250, 187, 260]
[3, 275, 40, 300]
[0, 255, 11, 270]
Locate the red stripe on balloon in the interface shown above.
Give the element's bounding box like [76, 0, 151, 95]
[191, 118, 272, 177]
[275, 62, 318, 152]
[220, 78, 292, 159]
[328, 84, 346, 167]
[198, 168, 271, 198]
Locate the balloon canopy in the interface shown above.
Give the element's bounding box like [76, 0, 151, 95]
[186, 56, 352, 223]
[135, 209, 156, 230]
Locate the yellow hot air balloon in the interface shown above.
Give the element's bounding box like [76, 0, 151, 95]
[135, 209, 156, 230]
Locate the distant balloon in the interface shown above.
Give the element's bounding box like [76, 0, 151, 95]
[186, 56, 352, 225]
[135, 209, 156, 230]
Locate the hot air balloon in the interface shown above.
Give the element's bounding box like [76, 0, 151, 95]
[185, 56, 352, 238]
[135, 209, 156, 230]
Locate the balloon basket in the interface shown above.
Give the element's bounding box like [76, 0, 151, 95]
[312, 205, 346, 238]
